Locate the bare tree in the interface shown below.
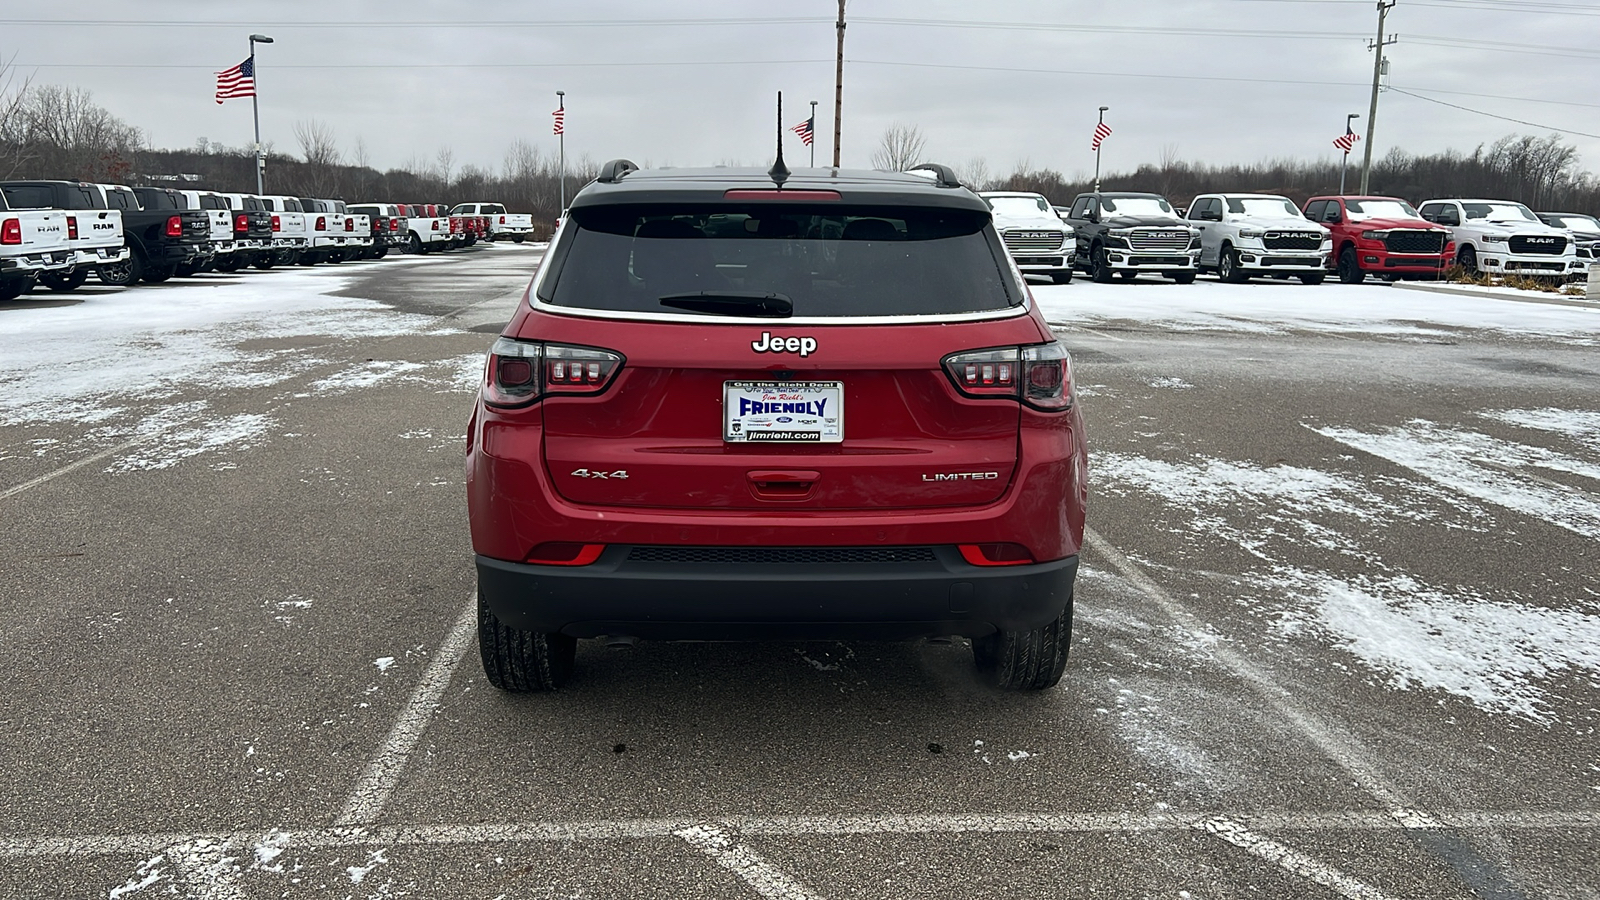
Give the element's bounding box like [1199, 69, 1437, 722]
[956, 156, 991, 191]
[293, 119, 341, 195]
[352, 136, 372, 199]
[435, 145, 455, 190]
[0, 53, 35, 178]
[869, 123, 926, 172]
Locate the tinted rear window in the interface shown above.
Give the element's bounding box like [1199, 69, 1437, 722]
[542, 204, 1019, 318]
[135, 189, 184, 210]
[2, 185, 56, 209]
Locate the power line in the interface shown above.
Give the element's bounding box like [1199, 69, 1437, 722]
[0, 17, 831, 28]
[1389, 88, 1600, 140]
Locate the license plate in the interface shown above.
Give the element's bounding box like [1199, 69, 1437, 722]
[724, 381, 843, 443]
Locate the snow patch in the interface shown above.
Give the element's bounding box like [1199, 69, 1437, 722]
[105, 412, 273, 473]
[1268, 568, 1600, 722]
[1313, 419, 1600, 540]
[309, 360, 428, 394]
[1481, 407, 1600, 453]
[374, 656, 395, 672]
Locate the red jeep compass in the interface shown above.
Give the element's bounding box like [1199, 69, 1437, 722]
[466, 160, 1087, 691]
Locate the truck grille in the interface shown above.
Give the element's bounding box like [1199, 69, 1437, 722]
[1263, 231, 1322, 251]
[1127, 229, 1192, 252]
[1509, 235, 1568, 255]
[1002, 230, 1067, 253]
[1384, 230, 1447, 254]
[627, 546, 938, 565]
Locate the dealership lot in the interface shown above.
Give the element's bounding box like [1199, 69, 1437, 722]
[2, 245, 1597, 897]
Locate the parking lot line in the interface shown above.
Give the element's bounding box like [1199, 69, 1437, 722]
[677, 823, 826, 900]
[1199, 818, 1401, 900]
[1083, 525, 1431, 823]
[0, 434, 154, 501]
[333, 590, 481, 827]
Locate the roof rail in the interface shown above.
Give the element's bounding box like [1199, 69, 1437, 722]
[905, 163, 962, 189]
[597, 159, 639, 184]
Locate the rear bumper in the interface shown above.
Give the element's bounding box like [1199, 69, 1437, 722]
[1, 250, 73, 275]
[70, 245, 130, 268]
[476, 549, 1077, 640]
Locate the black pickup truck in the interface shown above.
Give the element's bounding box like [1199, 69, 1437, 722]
[3, 181, 212, 285]
[1062, 191, 1201, 284]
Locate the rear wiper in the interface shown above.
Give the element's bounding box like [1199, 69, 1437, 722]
[659, 291, 793, 318]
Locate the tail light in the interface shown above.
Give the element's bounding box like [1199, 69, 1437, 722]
[958, 543, 1035, 567]
[344, 218, 354, 232]
[316, 216, 326, 231]
[0, 218, 19, 245]
[167, 215, 184, 237]
[234, 213, 249, 233]
[525, 542, 606, 566]
[484, 337, 624, 408]
[499, 215, 506, 224]
[67, 216, 79, 240]
[942, 342, 1073, 411]
[432, 220, 441, 231]
[389, 219, 398, 232]
[272, 215, 281, 231]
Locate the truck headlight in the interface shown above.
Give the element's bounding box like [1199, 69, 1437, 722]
[1238, 228, 1265, 240]
[1360, 230, 1390, 241]
[1481, 234, 1509, 243]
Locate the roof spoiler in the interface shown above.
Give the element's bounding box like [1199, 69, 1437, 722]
[597, 159, 639, 184]
[905, 163, 962, 189]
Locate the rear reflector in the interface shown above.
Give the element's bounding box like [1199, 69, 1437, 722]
[958, 543, 1035, 567]
[722, 189, 842, 201]
[526, 542, 606, 566]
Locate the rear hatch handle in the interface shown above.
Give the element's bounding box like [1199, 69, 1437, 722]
[748, 469, 819, 501]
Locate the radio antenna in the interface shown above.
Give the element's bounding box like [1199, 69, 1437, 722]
[769, 91, 790, 188]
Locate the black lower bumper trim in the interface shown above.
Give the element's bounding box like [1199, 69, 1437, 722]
[476, 547, 1078, 640]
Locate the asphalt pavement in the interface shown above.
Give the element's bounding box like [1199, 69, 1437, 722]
[1, 246, 1595, 899]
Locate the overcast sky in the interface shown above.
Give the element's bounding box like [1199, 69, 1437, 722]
[5, 0, 1599, 181]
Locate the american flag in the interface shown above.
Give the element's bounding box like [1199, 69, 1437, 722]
[1091, 121, 1112, 151]
[552, 106, 565, 136]
[1333, 128, 1360, 153]
[215, 57, 255, 104]
[789, 116, 814, 146]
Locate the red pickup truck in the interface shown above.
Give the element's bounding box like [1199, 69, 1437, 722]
[1302, 196, 1454, 283]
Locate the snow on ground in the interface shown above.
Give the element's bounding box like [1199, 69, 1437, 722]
[1032, 279, 1600, 341]
[1312, 419, 1600, 541]
[1481, 407, 1600, 454]
[1094, 420, 1600, 723]
[1269, 568, 1600, 724]
[0, 266, 474, 472]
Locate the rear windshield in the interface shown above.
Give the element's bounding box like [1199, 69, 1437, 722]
[541, 204, 1019, 318]
[484, 204, 506, 215]
[135, 189, 185, 210]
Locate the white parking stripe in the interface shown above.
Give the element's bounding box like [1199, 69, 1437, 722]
[1199, 818, 1402, 900]
[0, 435, 153, 501]
[334, 591, 480, 827]
[7, 810, 1595, 860]
[676, 824, 826, 900]
[1083, 526, 1436, 826]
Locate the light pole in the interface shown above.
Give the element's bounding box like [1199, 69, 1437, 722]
[809, 100, 818, 168]
[1340, 113, 1360, 195]
[1093, 106, 1109, 192]
[249, 34, 273, 195]
[1359, 0, 1397, 195]
[556, 90, 566, 214]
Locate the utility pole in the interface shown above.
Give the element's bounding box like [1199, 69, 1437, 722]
[832, 0, 845, 168]
[1359, 0, 1396, 195]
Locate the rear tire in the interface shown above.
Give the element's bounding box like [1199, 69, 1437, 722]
[374, 246, 389, 259]
[297, 252, 320, 266]
[39, 269, 89, 292]
[512, 234, 526, 244]
[174, 261, 201, 278]
[141, 262, 176, 284]
[97, 252, 142, 286]
[478, 590, 576, 692]
[253, 253, 277, 270]
[972, 602, 1073, 691]
[408, 233, 424, 254]
[1338, 246, 1365, 284]
[0, 277, 30, 301]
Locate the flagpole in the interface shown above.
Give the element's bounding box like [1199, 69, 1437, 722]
[556, 90, 566, 214]
[1340, 112, 1360, 195]
[809, 100, 817, 168]
[248, 34, 273, 194]
[1093, 106, 1108, 192]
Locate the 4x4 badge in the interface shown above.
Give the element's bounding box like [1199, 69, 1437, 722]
[751, 332, 817, 357]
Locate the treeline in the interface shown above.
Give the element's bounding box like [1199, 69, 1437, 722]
[984, 133, 1600, 213]
[0, 81, 591, 237]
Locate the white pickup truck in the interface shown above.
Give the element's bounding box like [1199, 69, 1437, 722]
[450, 202, 533, 243]
[258, 195, 310, 266]
[177, 189, 236, 272]
[978, 191, 1076, 284]
[0, 189, 74, 300]
[296, 198, 350, 264]
[400, 203, 452, 254]
[1186, 193, 1331, 284]
[1, 180, 130, 292]
[1417, 198, 1585, 279]
[333, 200, 374, 261]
